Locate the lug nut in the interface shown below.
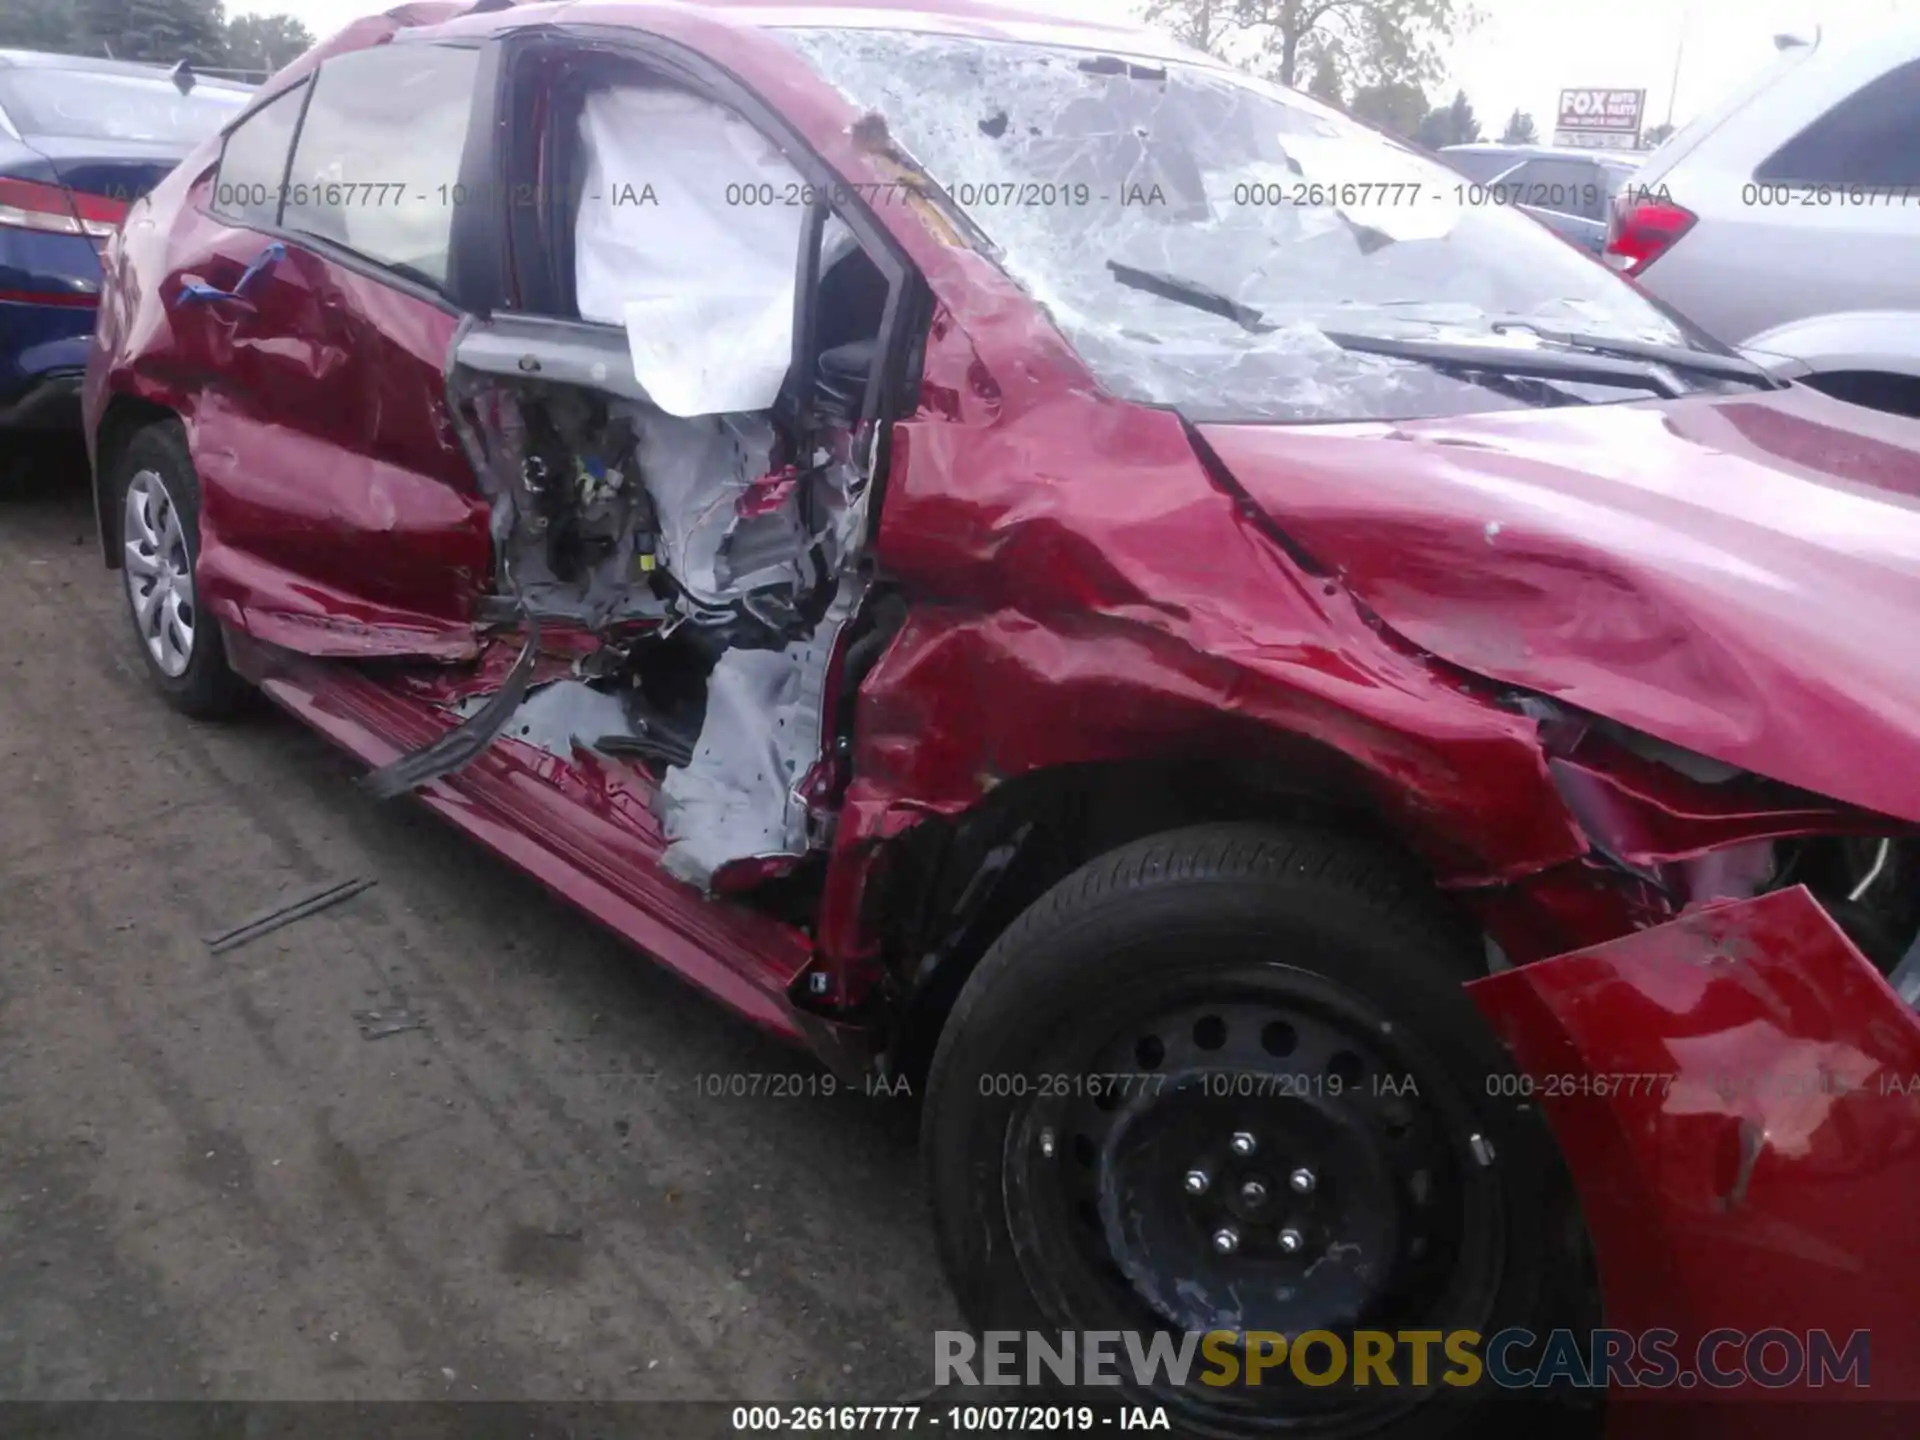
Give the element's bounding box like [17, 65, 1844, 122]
[1289, 1166, 1316, 1195]
[1230, 1131, 1258, 1157]
[1039, 1128, 1057, 1158]
[1212, 1227, 1241, 1255]
[1278, 1227, 1304, 1254]
[1239, 1179, 1267, 1205]
[1183, 1168, 1211, 1196]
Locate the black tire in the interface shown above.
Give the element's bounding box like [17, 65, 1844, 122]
[110, 423, 246, 720]
[924, 823, 1595, 1439]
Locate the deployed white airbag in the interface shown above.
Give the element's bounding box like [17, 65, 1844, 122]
[575, 87, 812, 418]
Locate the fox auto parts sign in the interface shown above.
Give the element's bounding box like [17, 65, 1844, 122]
[1554, 87, 1646, 150]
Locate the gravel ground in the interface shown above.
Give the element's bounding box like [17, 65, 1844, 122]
[0, 441, 960, 1410]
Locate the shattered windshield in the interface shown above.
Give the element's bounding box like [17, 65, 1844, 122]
[781, 29, 1707, 423]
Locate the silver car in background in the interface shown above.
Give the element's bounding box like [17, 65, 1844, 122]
[1609, 22, 1920, 417]
[1439, 142, 1641, 255]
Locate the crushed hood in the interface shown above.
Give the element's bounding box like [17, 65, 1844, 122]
[1198, 383, 1920, 824]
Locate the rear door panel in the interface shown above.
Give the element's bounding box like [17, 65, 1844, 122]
[163, 44, 495, 659]
[186, 245, 490, 657]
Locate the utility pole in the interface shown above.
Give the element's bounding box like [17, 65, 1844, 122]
[1664, 1, 1691, 129]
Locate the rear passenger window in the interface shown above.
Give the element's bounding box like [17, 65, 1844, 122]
[281, 44, 479, 287]
[1504, 158, 1609, 220]
[1443, 151, 1518, 184]
[1756, 59, 1920, 188]
[210, 83, 309, 230]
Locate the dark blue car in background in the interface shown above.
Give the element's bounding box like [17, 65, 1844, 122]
[1, 50, 249, 433]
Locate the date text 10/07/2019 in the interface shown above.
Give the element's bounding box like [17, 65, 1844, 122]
[731, 1405, 1171, 1432]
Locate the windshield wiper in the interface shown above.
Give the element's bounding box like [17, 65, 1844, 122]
[1320, 330, 1689, 398]
[1106, 261, 1273, 333]
[1489, 323, 1778, 387]
[1102, 268, 1734, 401]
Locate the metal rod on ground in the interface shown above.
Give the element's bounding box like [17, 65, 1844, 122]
[204, 878, 377, 955]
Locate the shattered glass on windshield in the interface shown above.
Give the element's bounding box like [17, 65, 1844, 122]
[783, 29, 1696, 422]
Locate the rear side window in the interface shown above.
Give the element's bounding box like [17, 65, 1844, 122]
[1442, 150, 1519, 184]
[211, 83, 309, 230]
[1503, 158, 1609, 220]
[0, 69, 249, 144]
[1755, 58, 1920, 187]
[281, 44, 480, 287]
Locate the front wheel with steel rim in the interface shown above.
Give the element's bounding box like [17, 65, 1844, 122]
[112, 423, 245, 718]
[923, 824, 1599, 1439]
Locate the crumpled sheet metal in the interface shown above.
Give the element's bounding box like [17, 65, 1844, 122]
[1197, 385, 1920, 827]
[1468, 886, 1920, 1413]
[1545, 750, 1890, 870]
[819, 307, 1594, 912]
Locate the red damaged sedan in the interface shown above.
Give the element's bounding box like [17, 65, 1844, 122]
[84, 0, 1920, 1433]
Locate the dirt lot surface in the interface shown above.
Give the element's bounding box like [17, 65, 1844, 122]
[0, 445, 959, 1406]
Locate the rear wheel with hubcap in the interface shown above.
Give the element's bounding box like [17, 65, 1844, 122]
[924, 824, 1594, 1438]
[112, 423, 245, 719]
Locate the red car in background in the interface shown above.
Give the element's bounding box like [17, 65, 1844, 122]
[83, 1, 1920, 1434]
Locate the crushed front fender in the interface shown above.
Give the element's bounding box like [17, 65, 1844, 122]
[1468, 886, 1920, 1421]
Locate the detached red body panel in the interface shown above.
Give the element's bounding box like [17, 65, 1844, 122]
[1472, 888, 1920, 1428]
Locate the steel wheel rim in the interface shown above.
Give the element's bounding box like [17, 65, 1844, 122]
[1000, 961, 1507, 1433]
[123, 469, 195, 678]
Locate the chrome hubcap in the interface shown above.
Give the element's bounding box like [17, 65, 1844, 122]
[123, 469, 195, 677]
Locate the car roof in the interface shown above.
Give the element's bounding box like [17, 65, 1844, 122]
[1441, 142, 1641, 167]
[399, 0, 1214, 67]
[0, 47, 253, 95]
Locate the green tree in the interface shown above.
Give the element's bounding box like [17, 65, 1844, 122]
[0, 0, 81, 52]
[1144, 0, 1236, 53]
[225, 13, 314, 72]
[1307, 55, 1346, 107]
[1417, 88, 1481, 147]
[1148, 0, 1481, 91]
[1499, 108, 1539, 144]
[76, 0, 230, 67]
[1348, 80, 1430, 139]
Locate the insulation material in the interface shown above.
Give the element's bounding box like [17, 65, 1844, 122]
[657, 580, 859, 887]
[625, 408, 812, 609]
[471, 679, 639, 760]
[576, 87, 807, 418]
[658, 639, 820, 885]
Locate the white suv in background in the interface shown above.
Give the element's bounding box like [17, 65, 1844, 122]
[1609, 23, 1920, 417]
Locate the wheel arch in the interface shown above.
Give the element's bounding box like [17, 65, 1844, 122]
[878, 750, 1483, 1094]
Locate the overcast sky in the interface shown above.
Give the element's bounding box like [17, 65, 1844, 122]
[236, 0, 1918, 133]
